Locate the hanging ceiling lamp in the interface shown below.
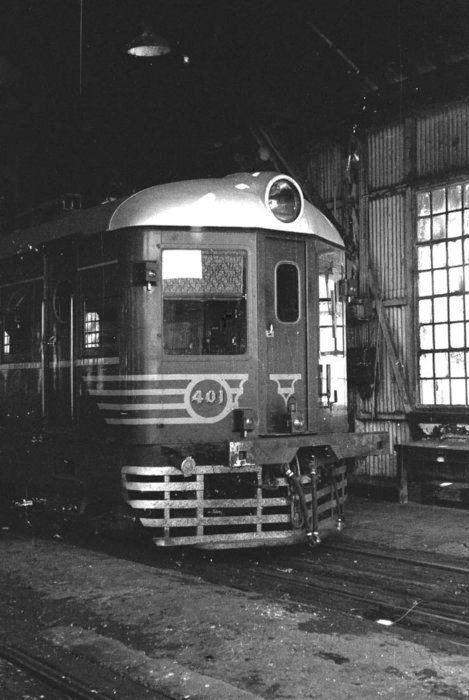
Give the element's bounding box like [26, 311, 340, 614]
[127, 28, 171, 57]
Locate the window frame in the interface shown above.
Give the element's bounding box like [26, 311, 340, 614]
[416, 181, 469, 407]
[78, 260, 119, 358]
[274, 260, 300, 324]
[162, 247, 248, 357]
[0, 279, 42, 363]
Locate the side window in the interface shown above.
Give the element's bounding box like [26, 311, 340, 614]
[276, 262, 299, 322]
[79, 263, 118, 355]
[84, 311, 100, 349]
[1, 282, 40, 361]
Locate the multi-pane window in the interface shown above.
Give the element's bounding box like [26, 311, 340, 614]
[417, 183, 469, 405]
[84, 311, 100, 348]
[79, 263, 118, 355]
[3, 331, 10, 355]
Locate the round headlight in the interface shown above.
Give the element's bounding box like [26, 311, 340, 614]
[267, 177, 303, 223]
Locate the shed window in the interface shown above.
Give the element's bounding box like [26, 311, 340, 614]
[417, 183, 469, 405]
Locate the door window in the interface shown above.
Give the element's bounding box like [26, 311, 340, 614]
[275, 263, 299, 322]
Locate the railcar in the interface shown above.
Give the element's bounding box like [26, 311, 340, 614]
[0, 172, 388, 547]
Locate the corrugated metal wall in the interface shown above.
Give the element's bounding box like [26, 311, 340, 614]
[416, 101, 469, 177]
[366, 194, 406, 298]
[367, 124, 405, 190]
[309, 98, 469, 481]
[308, 144, 343, 203]
[354, 419, 410, 477]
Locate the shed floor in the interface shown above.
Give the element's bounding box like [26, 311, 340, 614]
[342, 495, 469, 560]
[0, 496, 468, 699]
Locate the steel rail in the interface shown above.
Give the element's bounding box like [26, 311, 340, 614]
[322, 541, 469, 575]
[0, 641, 174, 700]
[0, 642, 111, 700]
[241, 565, 469, 633]
[282, 555, 465, 595]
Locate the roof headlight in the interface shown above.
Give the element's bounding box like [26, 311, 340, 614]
[267, 177, 303, 223]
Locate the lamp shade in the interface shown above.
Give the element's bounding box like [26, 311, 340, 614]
[127, 29, 171, 57]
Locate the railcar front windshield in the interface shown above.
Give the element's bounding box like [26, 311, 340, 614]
[162, 249, 247, 355]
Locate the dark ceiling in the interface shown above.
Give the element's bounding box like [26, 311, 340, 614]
[2, 0, 469, 218]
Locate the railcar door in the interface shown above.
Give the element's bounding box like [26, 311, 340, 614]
[258, 235, 348, 435]
[316, 242, 348, 434]
[258, 235, 314, 433]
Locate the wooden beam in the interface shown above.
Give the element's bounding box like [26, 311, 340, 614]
[367, 262, 413, 414]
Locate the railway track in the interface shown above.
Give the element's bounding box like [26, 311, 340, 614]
[56, 526, 469, 641]
[0, 638, 169, 700]
[175, 539, 469, 641]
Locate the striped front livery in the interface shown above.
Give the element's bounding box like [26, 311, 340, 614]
[84, 373, 249, 425]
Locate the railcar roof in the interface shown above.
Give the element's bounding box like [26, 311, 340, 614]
[0, 173, 343, 259]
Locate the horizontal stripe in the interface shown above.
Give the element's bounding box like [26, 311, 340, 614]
[98, 402, 186, 411]
[84, 373, 248, 382]
[0, 362, 41, 370]
[0, 357, 118, 371]
[108, 416, 229, 425]
[89, 388, 185, 396]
